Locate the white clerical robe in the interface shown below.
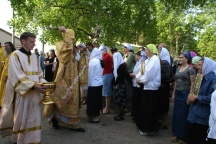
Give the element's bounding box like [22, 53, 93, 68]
[0, 50, 46, 144]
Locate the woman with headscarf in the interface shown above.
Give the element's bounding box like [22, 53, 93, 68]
[208, 89, 216, 144]
[129, 51, 146, 123]
[171, 52, 195, 143]
[112, 52, 127, 121]
[39, 51, 45, 77]
[158, 48, 172, 129]
[186, 57, 216, 144]
[87, 48, 104, 123]
[136, 44, 161, 136]
[99, 44, 113, 114]
[190, 51, 197, 58]
[0, 42, 16, 107]
[123, 43, 136, 115]
[192, 56, 202, 74]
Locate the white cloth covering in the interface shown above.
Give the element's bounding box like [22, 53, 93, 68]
[0, 50, 46, 144]
[202, 57, 216, 75]
[76, 52, 80, 61]
[113, 52, 124, 80]
[99, 44, 107, 52]
[88, 48, 103, 86]
[123, 43, 132, 50]
[136, 55, 161, 90]
[208, 90, 216, 140]
[132, 52, 147, 87]
[160, 48, 171, 65]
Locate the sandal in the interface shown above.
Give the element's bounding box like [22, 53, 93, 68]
[114, 115, 124, 121]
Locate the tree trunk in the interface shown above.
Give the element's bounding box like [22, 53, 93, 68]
[175, 35, 180, 56]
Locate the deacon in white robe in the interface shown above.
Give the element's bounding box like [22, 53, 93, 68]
[0, 47, 46, 144]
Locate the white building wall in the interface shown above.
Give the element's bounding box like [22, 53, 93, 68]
[0, 28, 21, 49]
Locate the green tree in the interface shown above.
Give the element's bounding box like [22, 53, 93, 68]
[9, 0, 157, 46]
[156, 1, 198, 57]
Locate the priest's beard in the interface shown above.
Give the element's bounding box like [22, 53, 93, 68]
[5, 50, 11, 56]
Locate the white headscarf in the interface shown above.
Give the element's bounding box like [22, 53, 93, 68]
[99, 44, 107, 52]
[202, 57, 216, 75]
[76, 52, 80, 61]
[123, 43, 132, 50]
[76, 43, 86, 48]
[160, 48, 171, 65]
[134, 51, 147, 69]
[90, 48, 102, 61]
[140, 51, 147, 63]
[113, 52, 124, 80]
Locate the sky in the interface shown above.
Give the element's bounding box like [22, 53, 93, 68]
[0, 1, 54, 52]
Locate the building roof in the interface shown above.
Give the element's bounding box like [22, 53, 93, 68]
[0, 28, 20, 39]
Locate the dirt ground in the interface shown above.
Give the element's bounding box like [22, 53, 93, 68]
[1, 103, 175, 144]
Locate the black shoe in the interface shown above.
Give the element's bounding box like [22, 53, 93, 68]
[70, 127, 85, 132]
[51, 117, 59, 129]
[114, 115, 124, 121]
[88, 119, 100, 123]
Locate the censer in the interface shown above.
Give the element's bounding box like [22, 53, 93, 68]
[37, 82, 56, 104]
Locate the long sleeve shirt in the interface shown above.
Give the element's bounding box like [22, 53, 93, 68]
[187, 71, 216, 125]
[136, 55, 161, 90]
[208, 90, 216, 139]
[88, 58, 103, 86]
[114, 63, 126, 86]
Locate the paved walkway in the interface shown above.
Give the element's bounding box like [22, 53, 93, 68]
[1, 104, 175, 144]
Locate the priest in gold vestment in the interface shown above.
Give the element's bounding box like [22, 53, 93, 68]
[0, 42, 16, 107]
[77, 43, 89, 104]
[0, 42, 6, 77]
[46, 27, 85, 132]
[0, 32, 47, 144]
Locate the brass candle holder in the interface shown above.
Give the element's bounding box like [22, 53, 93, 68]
[37, 82, 56, 104]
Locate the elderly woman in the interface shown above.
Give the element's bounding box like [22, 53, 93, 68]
[123, 43, 136, 115]
[192, 56, 202, 74]
[99, 44, 113, 114]
[158, 48, 171, 129]
[129, 51, 146, 123]
[187, 58, 216, 144]
[136, 44, 161, 136]
[87, 48, 104, 123]
[171, 52, 195, 143]
[112, 52, 127, 121]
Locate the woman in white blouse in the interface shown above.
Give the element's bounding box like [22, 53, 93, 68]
[129, 51, 146, 123]
[136, 44, 161, 136]
[87, 48, 104, 123]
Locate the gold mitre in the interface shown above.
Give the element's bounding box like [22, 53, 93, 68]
[62, 29, 75, 39]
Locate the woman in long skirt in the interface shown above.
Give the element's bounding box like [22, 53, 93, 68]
[87, 48, 104, 123]
[171, 52, 195, 142]
[129, 51, 146, 123]
[136, 44, 161, 136]
[112, 52, 127, 121]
